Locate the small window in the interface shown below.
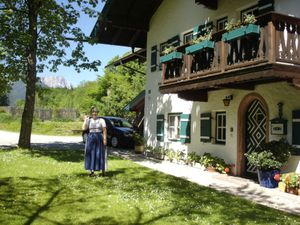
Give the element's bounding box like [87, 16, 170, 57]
[216, 112, 226, 144]
[241, 5, 258, 20]
[160, 42, 168, 54]
[184, 31, 193, 44]
[217, 17, 228, 31]
[168, 114, 181, 140]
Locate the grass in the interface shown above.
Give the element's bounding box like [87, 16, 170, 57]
[0, 148, 300, 225]
[0, 112, 82, 136]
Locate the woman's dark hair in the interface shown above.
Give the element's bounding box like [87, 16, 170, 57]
[90, 106, 99, 114]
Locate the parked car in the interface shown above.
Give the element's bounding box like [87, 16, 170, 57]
[101, 116, 134, 148]
[82, 116, 134, 148]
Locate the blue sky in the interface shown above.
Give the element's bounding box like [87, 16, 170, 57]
[39, 2, 131, 87]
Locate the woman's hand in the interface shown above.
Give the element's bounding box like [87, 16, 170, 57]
[103, 139, 107, 146]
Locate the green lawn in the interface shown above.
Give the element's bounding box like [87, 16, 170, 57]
[0, 112, 82, 135]
[0, 149, 299, 225]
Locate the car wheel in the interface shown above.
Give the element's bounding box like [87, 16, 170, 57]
[111, 136, 118, 148]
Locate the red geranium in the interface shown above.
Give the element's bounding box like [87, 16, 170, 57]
[274, 173, 280, 182]
[224, 167, 230, 173]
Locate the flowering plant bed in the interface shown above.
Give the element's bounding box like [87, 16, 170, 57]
[159, 51, 183, 63]
[222, 24, 260, 42]
[185, 40, 214, 54]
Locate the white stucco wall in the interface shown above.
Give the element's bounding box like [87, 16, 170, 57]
[145, 0, 300, 174]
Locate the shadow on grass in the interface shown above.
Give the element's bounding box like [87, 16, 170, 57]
[19, 147, 124, 163]
[1, 150, 299, 225]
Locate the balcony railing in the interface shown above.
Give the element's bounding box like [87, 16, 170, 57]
[160, 12, 300, 87]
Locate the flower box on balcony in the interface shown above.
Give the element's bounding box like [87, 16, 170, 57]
[160, 51, 183, 63]
[222, 24, 260, 42]
[185, 40, 215, 55]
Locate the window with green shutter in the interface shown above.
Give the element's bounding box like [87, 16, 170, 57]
[167, 35, 181, 47]
[156, 114, 164, 141]
[292, 110, 300, 146]
[200, 113, 211, 142]
[151, 45, 157, 72]
[180, 114, 191, 143]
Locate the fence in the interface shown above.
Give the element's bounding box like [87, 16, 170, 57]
[3, 107, 79, 121]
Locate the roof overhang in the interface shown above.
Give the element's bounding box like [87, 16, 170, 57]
[90, 0, 163, 48]
[105, 48, 146, 67]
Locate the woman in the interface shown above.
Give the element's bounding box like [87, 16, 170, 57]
[82, 106, 107, 177]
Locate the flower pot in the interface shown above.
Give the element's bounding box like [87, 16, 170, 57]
[222, 24, 260, 42]
[160, 51, 183, 63]
[207, 166, 217, 172]
[278, 182, 286, 192]
[257, 169, 280, 188]
[185, 40, 214, 55]
[134, 145, 144, 154]
[286, 187, 299, 195]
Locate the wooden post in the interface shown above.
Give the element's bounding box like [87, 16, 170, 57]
[162, 63, 166, 84]
[268, 21, 276, 63]
[220, 40, 226, 72]
[187, 55, 192, 80]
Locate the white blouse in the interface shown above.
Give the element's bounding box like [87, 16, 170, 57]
[84, 117, 106, 133]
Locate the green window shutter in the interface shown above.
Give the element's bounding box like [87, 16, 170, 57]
[168, 35, 181, 47]
[200, 112, 211, 142]
[193, 22, 214, 39]
[292, 110, 300, 145]
[156, 114, 164, 141]
[258, 0, 274, 15]
[180, 114, 191, 143]
[151, 45, 157, 72]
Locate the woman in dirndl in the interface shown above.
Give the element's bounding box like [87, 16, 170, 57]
[82, 107, 107, 177]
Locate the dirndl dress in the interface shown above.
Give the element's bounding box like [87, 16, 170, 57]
[84, 118, 107, 171]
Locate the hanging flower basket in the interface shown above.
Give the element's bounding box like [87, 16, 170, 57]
[185, 40, 215, 55]
[222, 24, 260, 42]
[159, 51, 183, 63]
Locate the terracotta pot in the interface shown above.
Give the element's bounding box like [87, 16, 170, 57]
[207, 166, 217, 172]
[134, 145, 144, 154]
[286, 187, 298, 195]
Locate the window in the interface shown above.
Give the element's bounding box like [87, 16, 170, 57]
[168, 114, 181, 140]
[217, 17, 228, 31]
[240, 5, 258, 20]
[184, 31, 193, 44]
[216, 112, 226, 144]
[160, 42, 168, 54]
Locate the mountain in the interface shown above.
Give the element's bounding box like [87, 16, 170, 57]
[40, 76, 72, 89]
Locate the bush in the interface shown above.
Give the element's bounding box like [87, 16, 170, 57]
[0, 112, 14, 123]
[245, 139, 293, 170]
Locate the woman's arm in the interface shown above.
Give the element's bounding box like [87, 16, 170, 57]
[102, 127, 107, 146]
[82, 116, 88, 130]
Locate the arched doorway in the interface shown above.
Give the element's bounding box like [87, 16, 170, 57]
[237, 93, 269, 176]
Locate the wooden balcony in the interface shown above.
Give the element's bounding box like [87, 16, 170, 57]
[159, 12, 300, 101]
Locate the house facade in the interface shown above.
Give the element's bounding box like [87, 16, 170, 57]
[92, 0, 300, 176]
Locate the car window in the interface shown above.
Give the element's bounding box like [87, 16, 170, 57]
[109, 118, 133, 128]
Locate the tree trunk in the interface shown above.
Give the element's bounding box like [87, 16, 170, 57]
[18, 0, 38, 149]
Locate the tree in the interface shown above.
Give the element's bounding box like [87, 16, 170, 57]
[97, 55, 145, 119]
[0, 0, 101, 148]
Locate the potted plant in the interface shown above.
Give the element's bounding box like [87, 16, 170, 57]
[222, 14, 260, 42]
[159, 45, 182, 64]
[185, 30, 214, 55]
[244, 139, 293, 188]
[281, 173, 300, 195]
[165, 149, 175, 162]
[132, 132, 144, 154]
[199, 153, 217, 172]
